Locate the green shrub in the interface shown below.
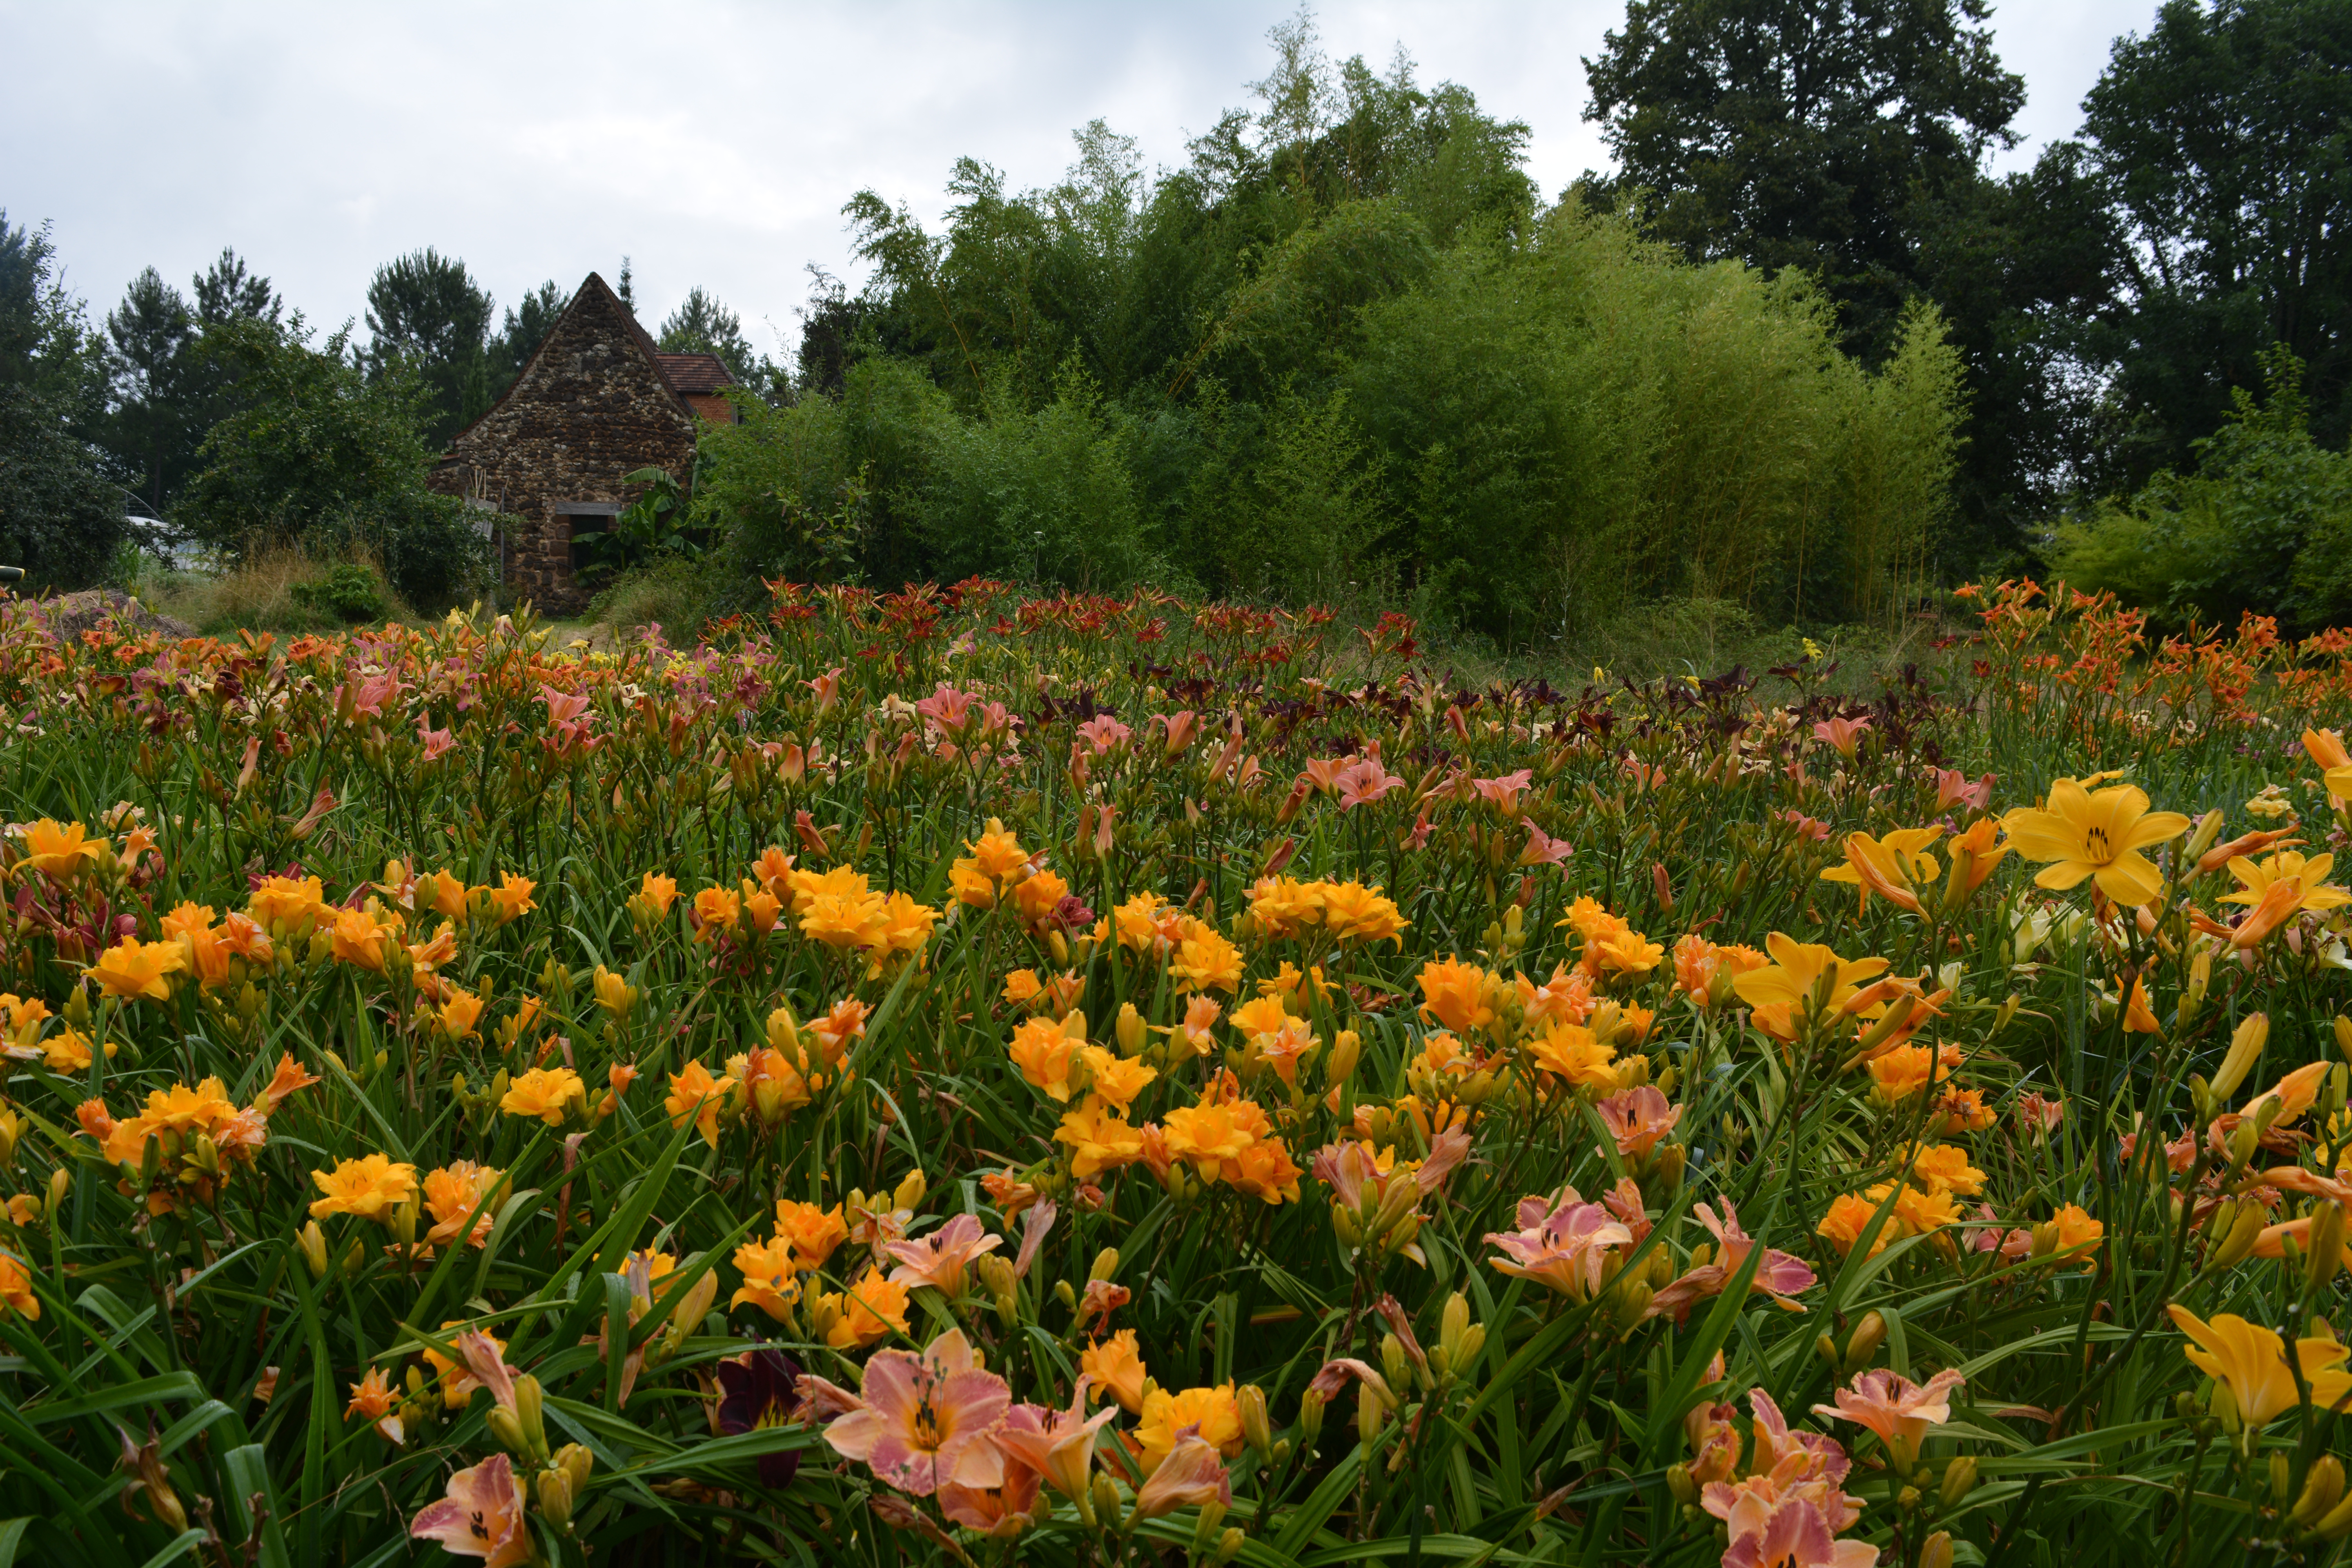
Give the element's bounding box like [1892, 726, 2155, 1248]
[176, 319, 489, 610]
[287, 560, 390, 623]
[2049, 347, 2352, 631]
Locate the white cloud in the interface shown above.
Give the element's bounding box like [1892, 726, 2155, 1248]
[1, 0, 2160, 350]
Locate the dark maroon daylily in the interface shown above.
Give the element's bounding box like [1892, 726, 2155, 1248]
[716, 1347, 804, 1488]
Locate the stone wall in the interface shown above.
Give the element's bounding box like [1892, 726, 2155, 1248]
[428, 273, 697, 615]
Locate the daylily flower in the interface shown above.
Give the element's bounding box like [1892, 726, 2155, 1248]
[991, 1377, 1118, 1499]
[1820, 826, 1943, 914]
[1128, 1432, 1233, 1521]
[308, 1153, 417, 1222]
[715, 1347, 806, 1487]
[1812, 1367, 1965, 1470]
[1731, 934, 1892, 1043]
[1082, 1328, 1150, 1413]
[2166, 1305, 2352, 1428]
[2002, 777, 2190, 906]
[85, 937, 187, 1003]
[346, 1365, 403, 1443]
[885, 1213, 1003, 1297]
[1484, 1187, 1633, 1300]
[409, 1451, 531, 1566]
[819, 1327, 1011, 1497]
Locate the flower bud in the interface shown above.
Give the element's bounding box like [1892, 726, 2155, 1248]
[1054, 1278, 1078, 1310]
[537, 1465, 574, 1530]
[514, 1373, 548, 1460]
[1299, 1386, 1326, 1446]
[2337, 1014, 2352, 1065]
[1090, 1472, 1122, 1530]
[387, 1198, 417, 1247]
[486, 1406, 528, 1455]
[554, 1441, 595, 1492]
[1919, 1530, 1953, 1568]
[893, 1169, 927, 1211]
[1191, 1499, 1229, 1550]
[1238, 1384, 1272, 1457]
[2310, 1202, 2348, 1292]
[2210, 1013, 2270, 1103]
[2318, 1482, 2352, 1540]
[1939, 1455, 1978, 1510]
[1090, 1247, 1120, 1283]
[1329, 1029, 1361, 1083]
[1380, 1334, 1410, 1392]
[1357, 1379, 1387, 1445]
[2184, 809, 2224, 866]
[2276, 1451, 2296, 1507]
[48, 1165, 69, 1211]
[2209, 1199, 2268, 1272]
[1667, 1463, 1699, 1505]
[1215, 1526, 1245, 1564]
[2297, 1455, 2347, 1527]
[1844, 1311, 1887, 1374]
[298, 1220, 329, 1279]
[1116, 1003, 1147, 1057]
[1440, 1292, 1470, 1364]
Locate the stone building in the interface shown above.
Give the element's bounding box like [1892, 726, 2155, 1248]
[429, 271, 737, 612]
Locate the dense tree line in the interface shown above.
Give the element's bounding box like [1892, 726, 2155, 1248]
[1, 0, 2343, 632]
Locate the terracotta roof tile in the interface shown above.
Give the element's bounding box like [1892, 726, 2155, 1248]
[655, 353, 737, 393]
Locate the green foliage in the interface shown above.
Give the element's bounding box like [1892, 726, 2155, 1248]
[732, 23, 1965, 641]
[177, 319, 488, 609]
[486, 280, 569, 397]
[2079, 0, 2352, 485]
[0, 212, 123, 588]
[657, 285, 763, 389]
[287, 560, 393, 623]
[572, 465, 701, 590]
[2050, 347, 2352, 630]
[0, 383, 128, 588]
[363, 247, 494, 447]
[91, 249, 281, 521]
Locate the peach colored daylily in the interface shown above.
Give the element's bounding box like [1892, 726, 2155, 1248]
[989, 1377, 1118, 1500]
[820, 1327, 1011, 1497]
[1812, 1367, 1965, 1470]
[884, 1213, 1003, 1298]
[1128, 1432, 1233, 1522]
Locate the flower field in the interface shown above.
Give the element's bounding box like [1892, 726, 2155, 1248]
[3, 578, 2352, 1568]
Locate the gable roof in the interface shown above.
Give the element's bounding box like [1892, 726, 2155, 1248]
[439, 270, 698, 453]
[655, 352, 737, 394]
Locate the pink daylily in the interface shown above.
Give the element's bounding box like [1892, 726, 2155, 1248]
[410, 1451, 532, 1565]
[1647, 1201, 1817, 1323]
[1596, 1085, 1682, 1159]
[1483, 1187, 1633, 1300]
[1333, 757, 1405, 811]
[1470, 769, 1534, 814]
[1519, 822, 1573, 867]
[820, 1327, 1011, 1497]
[1073, 715, 1132, 755]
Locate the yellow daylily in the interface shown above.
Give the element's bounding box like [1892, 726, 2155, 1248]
[1820, 826, 1944, 914]
[2002, 777, 2190, 906]
[2167, 1304, 2352, 1428]
[1731, 933, 1891, 1042]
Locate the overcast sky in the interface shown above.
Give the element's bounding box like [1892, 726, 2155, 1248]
[5, 0, 2159, 360]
